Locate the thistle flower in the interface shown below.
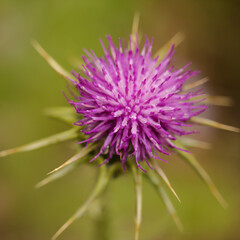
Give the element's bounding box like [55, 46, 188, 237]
[0, 14, 239, 240]
[68, 35, 207, 172]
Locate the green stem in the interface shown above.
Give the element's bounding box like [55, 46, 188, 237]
[130, 161, 142, 240]
[93, 191, 110, 240]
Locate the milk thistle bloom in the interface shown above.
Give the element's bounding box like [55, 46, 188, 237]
[0, 15, 239, 240]
[68, 35, 207, 172]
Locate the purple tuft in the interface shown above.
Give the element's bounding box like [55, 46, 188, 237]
[67, 36, 207, 170]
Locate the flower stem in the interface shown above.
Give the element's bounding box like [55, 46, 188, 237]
[130, 161, 142, 240]
[93, 192, 110, 240]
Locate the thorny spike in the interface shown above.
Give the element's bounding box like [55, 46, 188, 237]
[131, 12, 140, 51]
[0, 128, 78, 158]
[52, 164, 114, 240]
[68, 56, 84, 71]
[146, 170, 183, 232]
[130, 161, 143, 240]
[191, 94, 233, 107]
[183, 77, 209, 91]
[179, 137, 211, 150]
[36, 163, 76, 188]
[31, 39, 73, 85]
[44, 106, 77, 125]
[132, 12, 140, 36]
[154, 32, 185, 61]
[175, 141, 227, 208]
[191, 117, 240, 133]
[205, 95, 233, 106]
[48, 143, 96, 175]
[153, 159, 181, 202]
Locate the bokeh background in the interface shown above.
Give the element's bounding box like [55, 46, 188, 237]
[0, 0, 239, 239]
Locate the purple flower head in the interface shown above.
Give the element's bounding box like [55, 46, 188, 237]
[68, 36, 207, 171]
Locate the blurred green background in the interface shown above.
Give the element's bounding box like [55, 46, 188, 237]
[0, 0, 239, 239]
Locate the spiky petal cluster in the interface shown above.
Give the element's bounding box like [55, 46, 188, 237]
[68, 36, 207, 171]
